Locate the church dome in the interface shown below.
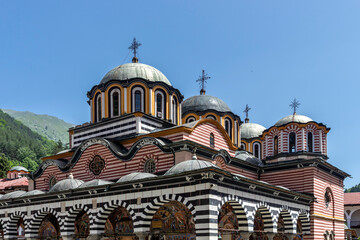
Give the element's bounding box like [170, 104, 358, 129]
[164, 159, 219, 176]
[20, 190, 45, 197]
[182, 95, 231, 114]
[235, 150, 263, 166]
[10, 166, 28, 172]
[275, 114, 313, 126]
[117, 172, 156, 183]
[100, 63, 171, 86]
[1, 191, 26, 200]
[78, 179, 113, 188]
[49, 175, 84, 193]
[241, 123, 266, 139]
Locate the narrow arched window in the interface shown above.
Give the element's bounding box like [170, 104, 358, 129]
[96, 94, 102, 122]
[289, 132, 296, 152]
[132, 86, 145, 112]
[253, 142, 261, 159]
[224, 118, 232, 139]
[274, 136, 279, 155]
[135, 91, 141, 112]
[172, 98, 178, 124]
[155, 90, 165, 119]
[186, 116, 196, 123]
[307, 132, 313, 152]
[110, 88, 121, 117]
[241, 143, 246, 150]
[210, 133, 215, 148]
[156, 93, 163, 118]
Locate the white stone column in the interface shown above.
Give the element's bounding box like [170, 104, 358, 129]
[101, 92, 105, 119]
[124, 87, 127, 113]
[149, 88, 153, 116]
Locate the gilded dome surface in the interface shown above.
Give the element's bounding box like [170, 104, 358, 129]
[100, 63, 171, 86]
[241, 123, 266, 139]
[182, 95, 231, 114]
[164, 160, 219, 175]
[275, 114, 313, 126]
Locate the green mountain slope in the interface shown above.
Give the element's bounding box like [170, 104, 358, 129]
[2, 109, 73, 145]
[0, 109, 63, 173]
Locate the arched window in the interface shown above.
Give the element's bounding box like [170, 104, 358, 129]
[110, 88, 121, 117]
[224, 118, 232, 139]
[206, 115, 216, 120]
[155, 90, 165, 119]
[96, 94, 102, 122]
[253, 142, 261, 159]
[132, 86, 144, 112]
[49, 176, 56, 190]
[144, 159, 156, 173]
[307, 132, 313, 152]
[172, 97, 178, 124]
[289, 132, 296, 153]
[241, 143, 246, 150]
[274, 136, 279, 155]
[325, 188, 332, 208]
[210, 133, 215, 148]
[186, 116, 196, 123]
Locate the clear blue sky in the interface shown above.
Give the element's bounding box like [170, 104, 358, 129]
[1, 1, 359, 188]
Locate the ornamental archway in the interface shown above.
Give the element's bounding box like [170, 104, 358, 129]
[150, 200, 195, 240]
[74, 210, 90, 239]
[104, 206, 135, 240]
[294, 218, 303, 240]
[274, 214, 287, 240]
[38, 213, 60, 239]
[250, 208, 269, 240]
[17, 217, 25, 239]
[218, 202, 246, 240]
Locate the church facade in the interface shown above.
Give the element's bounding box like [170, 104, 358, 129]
[0, 40, 348, 240]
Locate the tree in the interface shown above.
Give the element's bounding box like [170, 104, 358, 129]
[0, 153, 10, 178]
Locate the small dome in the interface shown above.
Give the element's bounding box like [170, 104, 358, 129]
[235, 150, 263, 166]
[20, 190, 45, 197]
[1, 191, 26, 200]
[49, 176, 84, 193]
[9, 166, 28, 172]
[78, 179, 113, 188]
[241, 123, 266, 139]
[182, 95, 231, 114]
[100, 63, 171, 86]
[164, 160, 219, 176]
[275, 114, 313, 126]
[117, 172, 156, 183]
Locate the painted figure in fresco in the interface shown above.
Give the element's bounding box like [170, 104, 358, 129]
[218, 203, 242, 240]
[74, 211, 90, 239]
[17, 218, 25, 238]
[104, 207, 135, 239]
[38, 214, 60, 239]
[250, 211, 268, 240]
[151, 201, 195, 240]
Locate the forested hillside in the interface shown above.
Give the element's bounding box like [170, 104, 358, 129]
[2, 109, 73, 145]
[0, 110, 63, 175]
[345, 184, 360, 193]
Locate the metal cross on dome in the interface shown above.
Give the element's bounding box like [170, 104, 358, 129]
[290, 98, 300, 114]
[128, 37, 142, 60]
[196, 70, 210, 95]
[243, 104, 251, 119]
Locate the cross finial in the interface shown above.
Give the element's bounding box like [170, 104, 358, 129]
[128, 37, 142, 63]
[243, 104, 251, 123]
[289, 98, 300, 115]
[196, 70, 210, 95]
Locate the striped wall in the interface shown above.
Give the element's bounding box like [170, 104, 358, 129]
[260, 166, 344, 240]
[0, 178, 310, 240]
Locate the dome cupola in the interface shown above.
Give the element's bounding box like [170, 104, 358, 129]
[49, 173, 84, 193]
[100, 63, 171, 86]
